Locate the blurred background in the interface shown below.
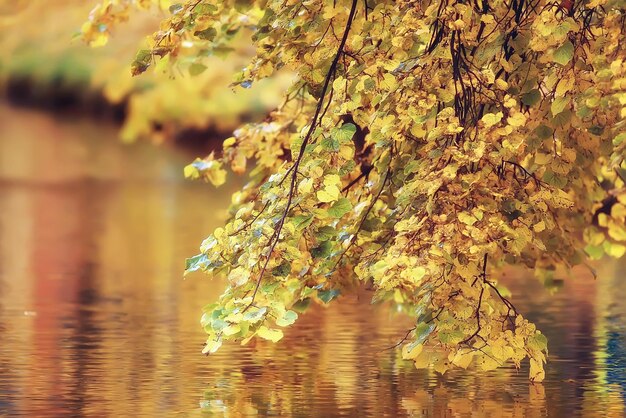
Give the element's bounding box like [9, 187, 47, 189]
[0, 2, 625, 417]
[0, 0, 290, 144]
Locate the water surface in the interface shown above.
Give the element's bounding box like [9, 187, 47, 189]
[0, 105, 625, 417]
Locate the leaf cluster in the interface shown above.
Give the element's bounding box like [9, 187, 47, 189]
[87, 0, 626, 381]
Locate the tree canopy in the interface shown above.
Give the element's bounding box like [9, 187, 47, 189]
[84, 0, 626, 381]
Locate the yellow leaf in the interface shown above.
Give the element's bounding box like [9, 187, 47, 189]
[317, 185, 340, 202]
[561, 148, 577, 163]
[529, 358, 545, 382]
[551, 189, 574, 209]
[412, 349, 433, 369]
[433, 353, 451, 375]
[257, 326, 284, 342]
[458, 212, 478, 226]
[339, 144, 355, 160]
[495, 79, 508, 90]
[605, 241, 626, 257]
[223, 136, 236, 147]
[401, 266, 427, 282]
[481, 112, 503, 127]
[443, 163, 458, 179]
[370, 260, 389, 280]
[507, 112, 527, 127]
[202, 338, 222, 355]
[611, 203, 626, 221]
[381, 73, 398, 90]
[535, 153, 552, 165]
[222, 324, 241, 336]
[607, 221, 626, 241]
[451, 350, 474, 369]
[228, 267, 250, 287]
[533, 221, 546, 233]
[402, 342, 423, 360]
[299, 178, 313, 193]
[476, 354, 500, 371]
[324, 174, 341, 187]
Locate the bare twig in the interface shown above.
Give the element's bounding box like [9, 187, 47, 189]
[380, 327, 416, 352]
[460, 253, 520, 344]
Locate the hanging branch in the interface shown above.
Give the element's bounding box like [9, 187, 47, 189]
[459, 253, 519, 344]
[245, 0, 360, 311]
[380, 327, 416, 352]
[459, 253, 489, 345]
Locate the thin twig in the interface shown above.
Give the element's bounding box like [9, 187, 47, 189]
[332, 167, 391, 271]
[380, 327, 415, 352]
[244, 0, 360, 311]
[460, 254, 488, 345]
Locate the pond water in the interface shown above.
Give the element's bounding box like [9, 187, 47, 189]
[0, 104, 625, 417]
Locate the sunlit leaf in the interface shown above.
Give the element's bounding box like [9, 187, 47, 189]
[553, 41, 574, 66]
[328, 198, 352, 218]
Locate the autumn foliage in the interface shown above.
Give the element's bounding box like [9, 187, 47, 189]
[84, 0, 626, 381]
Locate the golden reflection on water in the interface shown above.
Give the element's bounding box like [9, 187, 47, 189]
[0, 105, 625, 417]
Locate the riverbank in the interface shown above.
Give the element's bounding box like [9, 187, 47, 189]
[0, 1, 289, 145]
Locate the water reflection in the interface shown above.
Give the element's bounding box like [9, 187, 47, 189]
[0, 104, 625, 417]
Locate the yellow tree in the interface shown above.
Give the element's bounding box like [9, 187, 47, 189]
[84, 0, 626, 381]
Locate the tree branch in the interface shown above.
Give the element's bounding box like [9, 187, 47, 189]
[245, 0, 360, 311]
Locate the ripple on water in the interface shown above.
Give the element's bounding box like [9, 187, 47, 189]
[0, 105, 625, 417]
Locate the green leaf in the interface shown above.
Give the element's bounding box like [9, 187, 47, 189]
[328, 198, 352, 218]
[185, 254, 208, 273]
[318, 288, 340, 303]
[542, 169, 568, 188]
[534, 124, 553, 139]
[290, 136, 303, 159]
[334, 123, 357, 143]
[244, 307, 267, 323]
[211, 318, 229, 332]
[276, 310, 298, 327]
[553, 41, 574, 65]
[291, 298, 311, 313]
[292, 214, 314, 230]
[189, 63, 208, 76]
[414, 322, 435, 345]
[339, 160, 356, 176]
[521, 89, 541, 106]
[404, 160, 422, 175]
[315, 226, 336, 241]
[311, 240, 333, 258]
[131, 49, 152, 75]
[261, 281, 280, 294]
[271, 261, 291, 277]
[321, 137, 340, 152]
[527, 333, 548, 351]
[194, 4, 218, 14]
[551, 96, 569, 116]
[551, 109, 572, 127]
[134, 49, 152, 64]
[577, 105, 592, 118]
[194, 27, 217, 40]
[613, 133, 626, 146]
